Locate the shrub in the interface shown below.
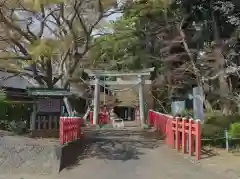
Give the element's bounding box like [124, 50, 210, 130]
[201, 111, 240, 147]
[201, 124, 223, 138]
[7, 120, 28, 134]
[201, 111, 240, 139]
[0, 100, 31, 133]
[229, 122, 240, 138]
[203, 113, 240, 130]
[202, 115, 227, 139]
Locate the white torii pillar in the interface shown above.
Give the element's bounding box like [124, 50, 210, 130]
[138, 75, 145, 127]
[93, 77, 100, 125]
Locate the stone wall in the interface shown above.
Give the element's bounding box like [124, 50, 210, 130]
[0, 131, 85, 174]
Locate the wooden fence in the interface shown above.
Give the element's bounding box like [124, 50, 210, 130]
[31, 114, 60, 137]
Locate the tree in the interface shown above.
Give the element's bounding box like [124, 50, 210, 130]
[177, 0, 240, 113]
[91, 0, 166, 71]
[0, 0, 120, 89]
[91, 0, 240, 113]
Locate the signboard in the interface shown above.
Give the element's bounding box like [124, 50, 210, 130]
[37, 98, 61, 113]
[171, 101, 185, 115]
[193, 86, 204, 120]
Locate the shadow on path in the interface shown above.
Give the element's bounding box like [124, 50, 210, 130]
[200, 148, 219, 159]
[60, 129, 163, 171]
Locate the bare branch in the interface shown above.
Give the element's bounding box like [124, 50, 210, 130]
[26, 17, 37, 40]
[0, 9, 34, 42]
[38, 4, 46, 38]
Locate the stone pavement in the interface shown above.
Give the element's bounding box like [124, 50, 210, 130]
[1, 128, 239, 179]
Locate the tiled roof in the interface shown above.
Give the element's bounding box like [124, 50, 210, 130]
[0, 71, 34, 89]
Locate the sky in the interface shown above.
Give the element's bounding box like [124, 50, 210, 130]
[106, 0, 126, 21]
[25, 1, 124, 38]
[92, 8, 123, 36]
[95, 0, 125, 32]
[106, 11, 122, 21]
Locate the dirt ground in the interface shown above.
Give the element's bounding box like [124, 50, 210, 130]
[1, 129, 239, 179]
[195, 147, 240, 178]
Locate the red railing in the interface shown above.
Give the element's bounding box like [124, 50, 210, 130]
[59, 117, 82, 145]
[148, 110, 201, 160]
[148, 110, 172, 135]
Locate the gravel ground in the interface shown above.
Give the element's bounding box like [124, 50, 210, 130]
[0, 132, 59, 175]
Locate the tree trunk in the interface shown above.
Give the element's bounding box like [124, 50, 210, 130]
[213, 46, 232, 114]
[58, 77, 73, 116]
[211, 11, 232, 115]
[63, 97, 73, 116]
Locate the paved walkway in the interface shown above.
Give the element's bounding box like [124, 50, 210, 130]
[1, 128, 237, 179]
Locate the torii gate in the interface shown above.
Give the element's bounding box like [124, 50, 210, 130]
[85, 68, 154, 127]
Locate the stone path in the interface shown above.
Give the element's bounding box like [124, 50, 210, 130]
[1, 128, 239, 179]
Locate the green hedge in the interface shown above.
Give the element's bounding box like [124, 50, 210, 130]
[202, 115, 240, 135]
[201, 113, 240, 147]
[229, 122, 240, 138]
[0, 100, 32, 134]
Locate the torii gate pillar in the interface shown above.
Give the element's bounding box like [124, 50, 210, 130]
[138, 75, 145, 126]
[93, 77, 100, 125]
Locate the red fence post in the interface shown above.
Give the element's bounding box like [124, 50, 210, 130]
[175, 118, 180, 151]
[71, 117, 73, 142]
[164, 119, 168, 144]
[76, 118, 79, 139]
[156, 114, 159, 132]
[64, 118, 69, 142]
[188, 119, 193, 156]
[75, 117, 79, 138]
[158, 114, 162, 133]
[69, 118, 71, 142]
[195, 119, 201, 160]
[170, 120, 174, 149]
[64, 119, 66, 144]
[166, 119, 172, 147]
[148, 110, 152, 126]
[73, 117, 77, 140]
[59, 117, 64, 145]
[79, 118, 82, 138]
[182, 118, 186, 154]
[80, 117, 82, 136]
[63, 118, 66, 144]
[163, 115, 167, 134]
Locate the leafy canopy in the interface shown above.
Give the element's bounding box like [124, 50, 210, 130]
[91, 0, 167, 70]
